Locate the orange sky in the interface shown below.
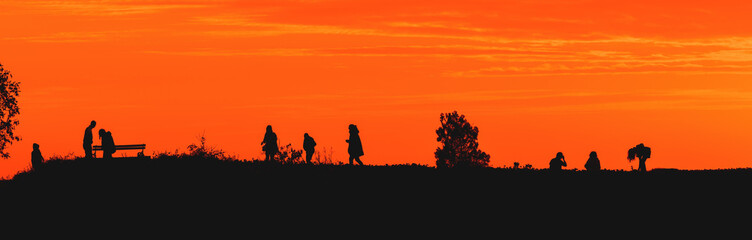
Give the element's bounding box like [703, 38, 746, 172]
[2, 0, 752, 178]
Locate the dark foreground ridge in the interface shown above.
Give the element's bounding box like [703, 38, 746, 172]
[2, 156, 750, 229]
[4, 156, 751, 201]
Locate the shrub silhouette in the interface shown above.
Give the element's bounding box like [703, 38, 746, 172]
[0, 63, 20, 159]
[434, 111, 490, 168]
[187, 134, 231, 160]
[628, 143, 651, 172]
[277, 143, 304, 164]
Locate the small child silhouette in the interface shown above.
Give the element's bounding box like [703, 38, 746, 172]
[31, 143, 44, 170]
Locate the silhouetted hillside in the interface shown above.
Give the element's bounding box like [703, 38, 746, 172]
[2, 156, 750, 228]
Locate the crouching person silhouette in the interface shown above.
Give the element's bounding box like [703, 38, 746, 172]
[99, 129, 116, 159]
[31, 143, 44, 170]
[303, 133, 316, 164]
[549, 152, 567, 171]
[585, 151, 601, 171]
[346, 124, 364, 165]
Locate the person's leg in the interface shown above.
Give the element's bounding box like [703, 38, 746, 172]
[84, 144, 91, 159]
[349, 156, 354, 165]
[355, 157, 363, 165]
[306, 151, 313, 164]
[84, 144, 92, 159]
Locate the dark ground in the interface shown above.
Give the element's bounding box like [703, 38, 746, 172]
[1, 157, 750, 234]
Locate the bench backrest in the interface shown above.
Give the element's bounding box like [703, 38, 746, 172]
[93, 144, 146, 151]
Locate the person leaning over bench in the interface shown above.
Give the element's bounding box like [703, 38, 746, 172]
[98, 129, 116, 159]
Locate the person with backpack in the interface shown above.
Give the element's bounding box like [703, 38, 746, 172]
[303, 133, 317, 164]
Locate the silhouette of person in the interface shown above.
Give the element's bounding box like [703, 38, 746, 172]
[303, 133, 316, 164]
[584, 151, 601, 171]
[549, 152, 567, 171]
[83, 120, 96, 159]
[31, 143, 43, 170]
[261, 125, 278, 162]
[346, 124, 364, 165]
[99, 129, 116, 159]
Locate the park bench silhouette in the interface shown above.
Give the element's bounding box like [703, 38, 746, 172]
[93, 144, 146, 158]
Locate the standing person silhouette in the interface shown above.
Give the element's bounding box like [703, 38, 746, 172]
[83, 120, 96, 159]
[346, 124, 364, 165]
[549, 152, 567, 171]
[31, 143, 43, 170]
[303, 133, 316, 164]
[584, 151, 601, 171]
[261, 125, 278, 162]
[99, 129, 116, 159]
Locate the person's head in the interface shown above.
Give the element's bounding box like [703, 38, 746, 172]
[589, 151, 598, 159]
[556, 152, 564, 159]
[98, 129, 106, 138]
[304, 133, 310, 138]
[266, 125, 273, 132]
[33, 143, 39, 150]
[348, 124, 359, 133]
[90, 120, 97, 127]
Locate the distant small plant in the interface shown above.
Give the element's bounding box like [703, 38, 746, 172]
[47, 152, 77, 161]
[313, 147, 335, 165]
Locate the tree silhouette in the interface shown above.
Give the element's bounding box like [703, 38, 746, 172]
[435, 111, 490, 168]
[628, 143, 651, 172]
[0, 63, 20, 159]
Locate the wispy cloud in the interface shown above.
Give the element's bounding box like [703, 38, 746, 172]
[2, 30, 151, 43]
[6, 0, 210, 16]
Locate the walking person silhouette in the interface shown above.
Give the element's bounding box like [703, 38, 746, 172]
[83, 120, 96, 159]
[303, 133, 316, 164]
[99, 129, 116, 159]
[346, 124, 364, 165]
[584, 151, 601, 171]
[549, 152, 567, 171]
[261, 125, 278, 162]
[31, 143, 43, 170]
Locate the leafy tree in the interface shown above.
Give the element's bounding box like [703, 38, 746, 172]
[0, 63, 20, 159]
[628, 143, 651, 172]
[435, 111, 490, 168]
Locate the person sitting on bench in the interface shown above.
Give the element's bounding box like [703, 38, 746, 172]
[98, 129, 116, 159]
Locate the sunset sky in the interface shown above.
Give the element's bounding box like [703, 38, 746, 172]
[2, 0, 752, 178]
